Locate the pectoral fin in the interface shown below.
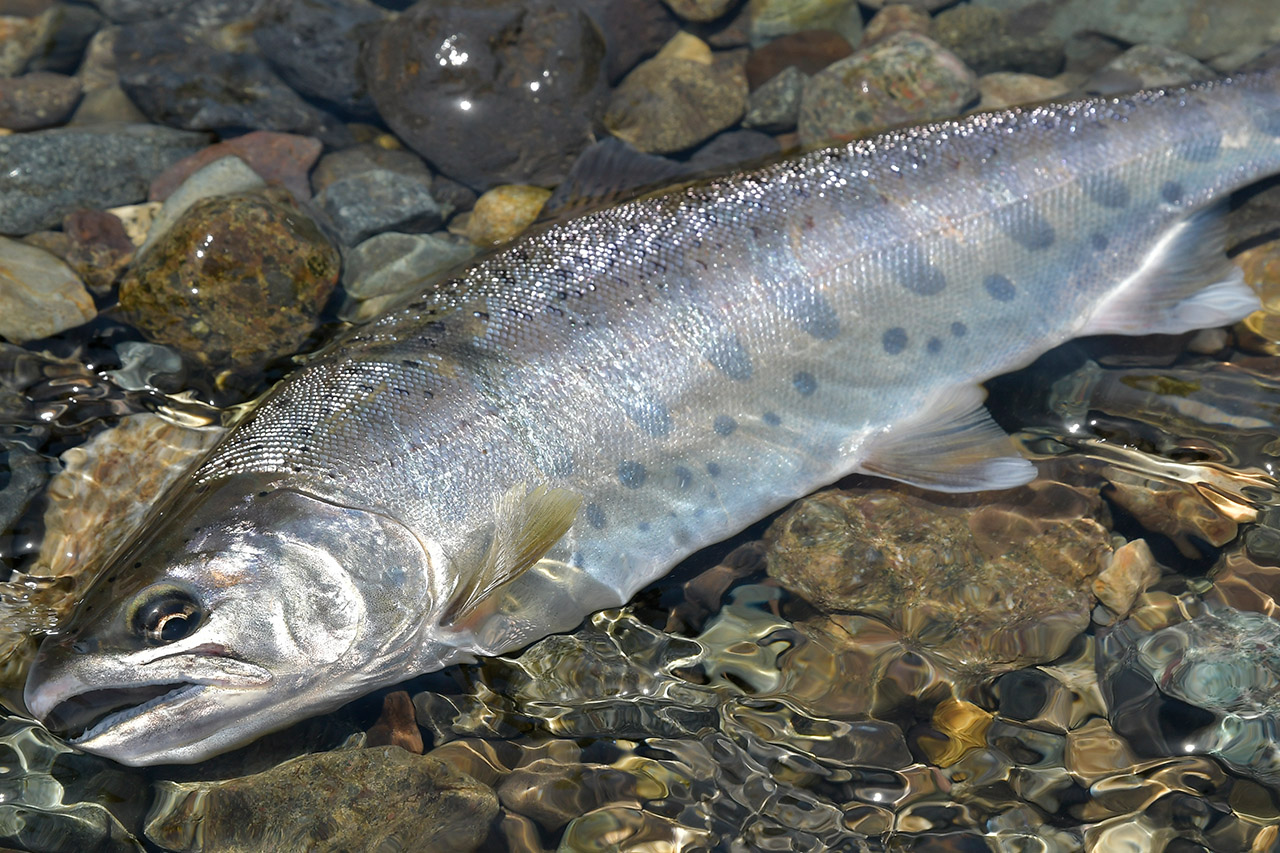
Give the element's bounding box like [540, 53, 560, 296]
[442, 483, 582, 624]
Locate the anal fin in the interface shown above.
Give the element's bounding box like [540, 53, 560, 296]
[856, 385, 1036, 493]
[1082, 204, 1260, 337]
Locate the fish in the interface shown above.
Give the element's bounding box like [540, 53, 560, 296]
[22, 69, 1280, 766]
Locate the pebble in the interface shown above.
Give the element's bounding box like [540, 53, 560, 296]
[253, 0, 388, 118]
[118, 190, 339, 371]
[1092, 538, 1162, 620]
[149, 130, 323, 203]
[0, 446, 45, 538]
[931, 5, 1065, 77]
[0, 123, 208, 235]
[57, 208, 136, 293]
[743, 65, 806, 132]
[661, 0, 737, 23]
[314, 168, 452, 248]
[463, 185, 552, 247]
[340, 231, 475, 323]
[860, 0, 953, 10]
[798, 32, 977, 145]
[144, 746, 499, 853]
[0, 71, 81, 130]
[365, 691, 424, 754]
[113, 18, 343, 139]
[744, 28, 851, 89]
[361, 0, 609, 190]
[1083, 44, 1217, 94]
[0, 237, 96, 344]
[310, 143, 433, 196]
[27, 2, 101, 76]
[107, 201, 162, 247]
[861, 4, 931, 48]
[745, 0, 863, 49]
[977, 71, 1071, 109]
[139, 155, 267, 258]
[605, 32, 747, 154]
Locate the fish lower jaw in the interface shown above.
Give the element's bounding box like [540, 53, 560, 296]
[48, 683, 205, 745]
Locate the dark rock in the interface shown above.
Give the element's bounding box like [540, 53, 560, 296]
[429, 175, 479, 214]
[579, 0, 680, 84]
[118, 190, 339, 371]
[0, 71, 81, 130]
[88, 0, 194, 23]
[361, 0, 609, 191]
[861, 0, 952, 9]
[660, 0, 738, 23]
[0, 122, 209, 235]
[685, 128, 780, 172]
[310, 143, 433, 195]
[60, 208, 135, 293]
[742, 65, 805, 132]
[253, 0, 388, 118]
[0, 448, 46, 534]
[798, 32, 977, 145]
[744, 28, 851, 90]
[113, 18, 344, 139]
[26, 2, 102, 74]
[143, 746, 498, 853]
[931, 5, 1064, 77]
[0, 5, 57, 76]
[149, 131, 323, 203]
[313, 168, 451, 247]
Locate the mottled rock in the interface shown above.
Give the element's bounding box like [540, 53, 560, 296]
[310, 143, 433, 196]
[765, 483, 1111, 671]
[1083, 44, 1217, 94]
[1093, 538, 1162, 620]
[0, 7, 57, 76]
[314, 168, 451, 248]
[114, 19, 342, 138]
[144, 746, 498, 853]
[340, 231, 475, 323]
[745, 0, 862, 49]
[119, 190, 339, 371]
[0, 71, 81, 131]
[743, 65, 805, 131]
[605, 33, 747, 154]
[931, 5, 1064, 77]
[685, 128, 780, 172]
[798, 32, 977, 145]
[149, 131, 322, 203]
[861, 4, 931, 48]
[977, 71, 1070, 109]
[0, 238, 95, 343]
[361, 0, 609, 190]
[744, 28, 851, 89]
[140, 156, 267, 257]
[59, 208, 135, 293]
[253, 0, 387, 118]
[661, 0, 736, 23]
[463, 185, 551, 247]
[0, 123, 208, 235]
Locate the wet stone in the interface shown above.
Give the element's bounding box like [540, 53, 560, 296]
[339, 231, 476, 323]
[743, 28, 852, 89]
[745, 0, 863, 49]
[0, 123, 208, 235]
[143, 746, 499, 853]
[0, 237, 95, 344]
[661, 0, 737, 23]
[579, 0, 681, 84]
[139, 156, 268, 257]
[59, 208, 135, 294]
[462, 185, 551, 247]
[977, 72, 1071, 109]
[605, 33, 747, 155]
[1085, 44, 1217, 93]
[314, 168, 451, 248]
[149, 131, 323, 204]
[0, 7, 57, 77]
[798, 32, 978, 145]
[310, 143, 433, 196]
[861, 4, 931, 49]
[930, 5, 1064, 77]
[361, 0, 609, 191]
[743, 65, 806, 132]
[366, 690, 424, 754]
[118, 190, 339, 372]
[0, 71, 81, 131]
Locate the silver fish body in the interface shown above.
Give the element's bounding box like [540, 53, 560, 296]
[25, 70, 1280, 765]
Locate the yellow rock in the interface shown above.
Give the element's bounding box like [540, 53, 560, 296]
[466, 185, 551, 247]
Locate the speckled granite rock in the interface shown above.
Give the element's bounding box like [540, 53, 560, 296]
[743, 65, 805, 131]
[861, 4, 931, 48]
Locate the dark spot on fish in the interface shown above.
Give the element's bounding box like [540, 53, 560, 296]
[762, 411, 781, 426]
[1089, 232, 1109, 251]
[623, 399, 672, 438]
[1082, 174, 1130, 209]
[793, 371, 817, 395]
[1174, 135, 1220, 162]
[798, 292, 841, 339]
[1253, 110, 1280, 138]
[617, 460, 647, 489]
[898, 247, 947, 295]
[714, 415, 737, 436]
[638, 522, 651, 532]
[570, 550, 584, 566]
[1004, 210, 1055, 250]
[927, 337, 942, 354]
[882, 327, 908, 354]
[551, 454, 574, 476]
[1161, 181, 1184, 204]
[674, 465, 693, 489]
[585, 504, 606, 529]
[951, 321, 967, 337]
[703, 334, 753, 381]
[984, 273, 1016, 302]
[706, 462, 721, 477]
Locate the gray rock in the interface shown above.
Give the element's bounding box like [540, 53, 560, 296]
[27, 3, 104, 75]
[340, 231, 476, 322]
[931, 4, 1065, 77]
[314, 168, 453, 247]
[144, 746, 498, 853]
[743, 64, 806, 132]
[0, 6, 58, 77]
[310, 144, 434, 196]
[745, 0, 863, 48]
[0, 447, 47, 534]
[138, 155, 267, 258]
[86, 0, 196, 23]
[253, 0, 388, 118]
[1084, 44, 1217, 94]
[0, 72, 82, 131]
[0, 238, 96, 343]
[0, 123, 209, 235]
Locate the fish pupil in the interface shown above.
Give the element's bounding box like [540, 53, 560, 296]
[135, 590, 203, 645]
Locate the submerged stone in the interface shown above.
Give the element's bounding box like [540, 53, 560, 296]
[0, 238, 95, 344]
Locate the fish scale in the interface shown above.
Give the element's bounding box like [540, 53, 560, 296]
[23, 69, 1280, 765]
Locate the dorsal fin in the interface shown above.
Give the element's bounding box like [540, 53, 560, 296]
[542, 138, 689, 220]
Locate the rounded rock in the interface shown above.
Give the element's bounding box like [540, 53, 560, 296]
[0, 71, 82, 131]
[464, 185, 552, 247]
[930, 5, 1064, 78]
[744, 28, 852, 89]
[745, 0, 863, 49]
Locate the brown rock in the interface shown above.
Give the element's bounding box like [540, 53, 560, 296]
[661, 0, 737, 23]
[366, 690, 424, 754]
[976, 71, 1071, 109]
[61, 208, 135, 293]
[0, 71, 81, 130]
[745, 28, 851, 89]
[861, 5, 931, 49]
[465, 185, 552, 246]
[148, 131, 323, 203]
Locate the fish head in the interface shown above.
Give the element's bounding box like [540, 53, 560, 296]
[24, 476, 437, 766]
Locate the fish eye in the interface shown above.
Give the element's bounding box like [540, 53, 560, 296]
[132, 587, 204, 646]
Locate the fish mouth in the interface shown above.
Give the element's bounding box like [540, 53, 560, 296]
[44, 683, 203, 743]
